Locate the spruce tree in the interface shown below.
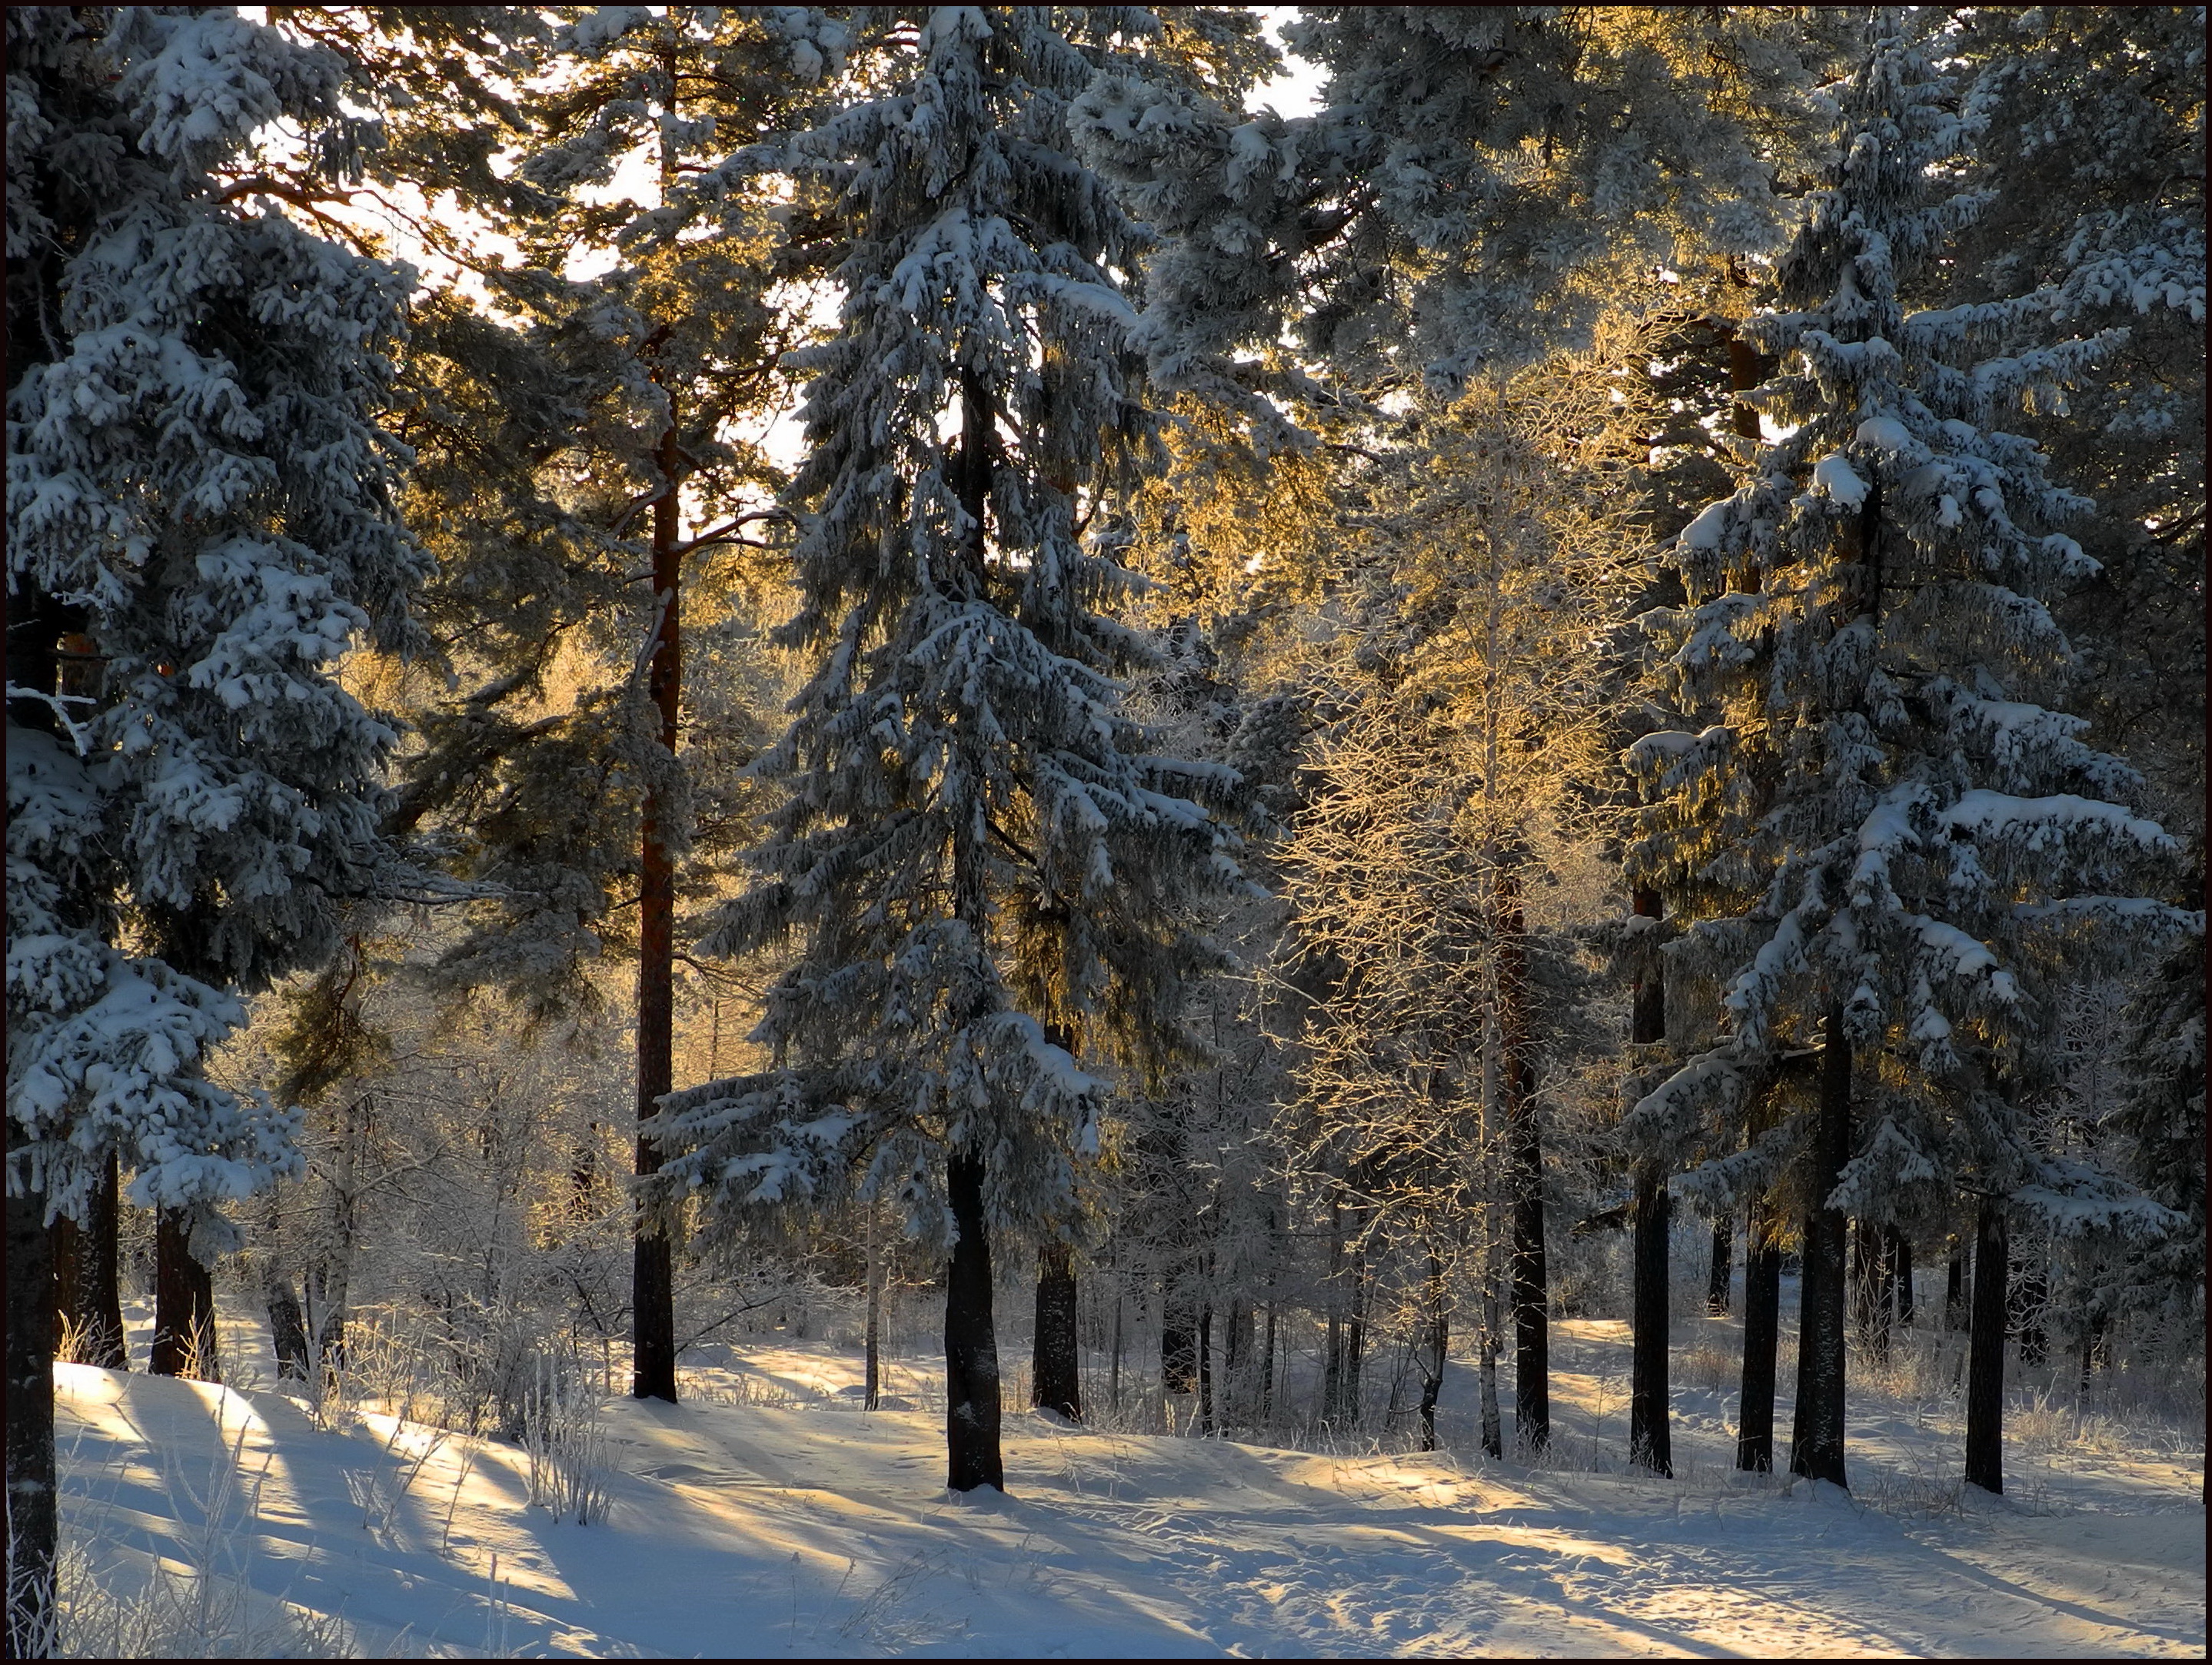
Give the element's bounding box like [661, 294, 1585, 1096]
[7, 7, 422, 1645]
[650, 6, 1259, 1494]
[1625, 15, 2187, 1496]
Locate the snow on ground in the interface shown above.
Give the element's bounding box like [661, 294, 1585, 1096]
[54, 1307, 2204, 1658]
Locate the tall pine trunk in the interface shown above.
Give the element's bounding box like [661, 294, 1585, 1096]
[630, 414, 682, 1406]
[151, 1209, 219, 1381]
[1788, 1008, 1851, 1487]
[82, 1155, 125, 1368]
[1946, 1243, 1968, 1330]
[1196, 1302, 1214, 1434]
[5, 1125, 57, 1657]
[1964, 1195, 2007, 1494]
[1418, 1248, 1448, 1452]
[1629, 1167, 1672, 1476]
[1736, 1195, 1782, 1471]
[1706, 1220, 1732, 1317]
[1499, 883, 1549, 1457]
[944, 1152, 1004, 1492]
[1627, 883, 1669, 1474]
[863, 1201, 883, 1411]
[1032, 1241, 1080, 1422]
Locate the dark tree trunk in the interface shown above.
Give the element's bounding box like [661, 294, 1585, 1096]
[944, 1153, 1004, 1492]
[1707, 1219, 1732, 1316]
[1499, 879, 1549, 1456]
[151, 1209, 219, 1381]
[1946, 1244, 1968, 1330]
[1259, 1303, 1275, 1423]
[1788, 1009, 1850, 1489]
[1889, 1228, 1914, 1327]
[1161, 1277, 1197, 1397]
[81, 1155, 125, 1368]
[6, 1121, 57, 1657]
[1629, 1165, 1672, 1476]
[630, 417, 682, 1407]
[1418, 1248, 1447, 1453]
[1626, 882, 1668, 1474]
[266, 1274, 311, 1384]
[1964, 1195, 2007, 1494]
[1196, 1304, 1214, 1434]
[864, 1205, 883, 1411]
[1345, 1302, 1365, 1431]
[1032, 1241, 1080, 1423]
[1226, 1299, 1253, 1421]
[1737, 1197, 1782, 1472]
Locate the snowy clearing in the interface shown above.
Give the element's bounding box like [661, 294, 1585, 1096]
[54, 1312, 2203, 1659]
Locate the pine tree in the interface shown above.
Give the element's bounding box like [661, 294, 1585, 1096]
[1625, 15, 2188, 1496]
[255, 5, 837, 1403]
[7, 7, 423, 1646]
[650, 6, 1259, 1494]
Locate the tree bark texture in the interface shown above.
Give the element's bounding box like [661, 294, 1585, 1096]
[6, 1122, 57, 1657]
[1629, 1166, 1672, 1476]
[1032, 1241, 1080, 1423]
[1197, 1304, 1214, 1434]
[630, 417, 681, 1406]
[1788, 1011, 1851, 1488]
[944, 1153, 1005, 1492]
[1964, 1195, 2008, 1494]
[1499, 879, 1549, 1455]
[151, 1209, 219, 1381]
[1417, 1248, 1448, 1453]
[81, 1155, 125, 1368]
[864, 1205, 883, 1411]
[1627, 883, 1668, 1474]
[1736, 1195, 1782, 1471]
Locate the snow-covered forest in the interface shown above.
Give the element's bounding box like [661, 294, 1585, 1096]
[6, 5, 2203, 1657]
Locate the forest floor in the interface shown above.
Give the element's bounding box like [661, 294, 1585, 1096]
[51, 1305, 2205, 1657]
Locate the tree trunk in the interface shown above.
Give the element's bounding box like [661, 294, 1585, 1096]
[5, 1122, 57, 1657]
[1707, 1219, 1732, 1317]
[630, 417, 682, 1407]
[1626, 882, 1668, 1474]
[151, 1209, 219, 1382]
[1418, 1248, 1448, 1453]
[1259, 1303, 1274, 1424]
[1161, 1275, 1197, 1398]
[1788, 1009, 1850, 1488]
[1500, 881, 1549, 1457]
[1736, 1195, 1782, 1471]
[1946, 1244, 1968, 1330]
[944, 1153, 1004, 1492]
[1964, 1195, 2007, 1494]
[264, 1258, 311, 1384]
[1032, 1241, 1080, 1423]
[81, 1155, 125, 1368]
[1629, 1165, 1672, 1476]
[1109, 1284, 1123, 1414]
[1196, 1303, 1214, 1434]
[863, 1203, 883, 1411]
[1478, 1263, 1505, 1461]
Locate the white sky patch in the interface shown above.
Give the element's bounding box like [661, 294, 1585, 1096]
[1247, 6, 1326, 116]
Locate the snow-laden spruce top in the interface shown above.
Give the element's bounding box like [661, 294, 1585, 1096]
[8, 8, 422, 1225]
[1622, 17, 2188, 1238]
[645, 8, 1251, 1250]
